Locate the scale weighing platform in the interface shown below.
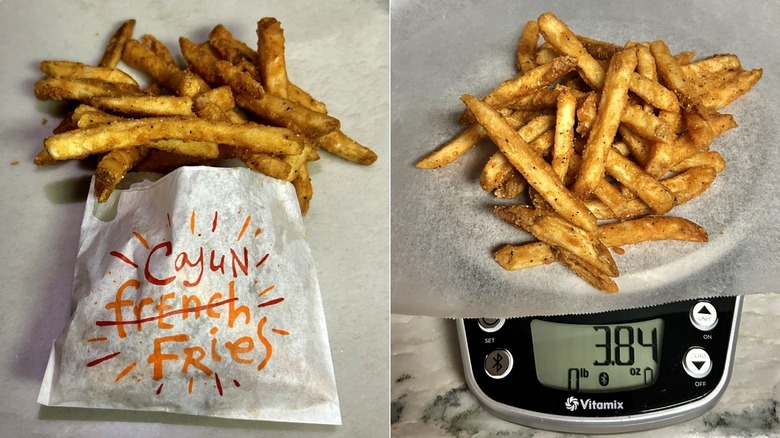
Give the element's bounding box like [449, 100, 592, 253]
[457, 296, 743, 434]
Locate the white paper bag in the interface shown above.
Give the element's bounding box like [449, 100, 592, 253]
[38, 166, 341, 424]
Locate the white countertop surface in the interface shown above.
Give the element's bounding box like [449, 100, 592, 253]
[0, 0, 389, 436]
[391, 294, 780, 437]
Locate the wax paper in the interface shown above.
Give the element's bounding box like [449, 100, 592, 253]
[391, 0, 780, 318]
[38, 167, 340, 424]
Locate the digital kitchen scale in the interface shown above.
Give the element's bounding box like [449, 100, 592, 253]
[457, 295, 743, 434]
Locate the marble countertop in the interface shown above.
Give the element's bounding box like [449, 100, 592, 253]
[391, 294, 780, 437]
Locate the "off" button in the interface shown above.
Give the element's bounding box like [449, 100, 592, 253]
[683, 347, 712, 379]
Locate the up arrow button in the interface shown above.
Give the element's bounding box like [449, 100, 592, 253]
[690, 301, 718, 331]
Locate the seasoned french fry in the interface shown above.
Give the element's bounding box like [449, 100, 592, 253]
[537, 12, 605, 89]
[516, 20, 539, 73]
[495, 204, 617, 276]
[123, 39, 209, 97]
[140, 34, 177, 65]
[459, 55, 578, 123]
[40, 61, 138, 86]
[551, 88, 577, 181]
[100, 19, 136, 68]
[572, 47, 637, 197]
[256, 17, 289, 98]
[88, 95, 195, 117]
[650, 39, 706, 113]
[44, 117, 302, 160]
[316, 130, 377, 165]
[597, 216, 708, 247]
[291, 162, 313, 215]
[464, 95, 597, 231]
[606, 147, 674, 214]
[35, 18, 376, 213]
[494, 241, 555, 271]
[34, 77, 141, 101]
[94, 146, 149, 202]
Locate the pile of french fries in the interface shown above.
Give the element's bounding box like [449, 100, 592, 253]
[34, 18, 377, 214]
[417, 12, 762, 293]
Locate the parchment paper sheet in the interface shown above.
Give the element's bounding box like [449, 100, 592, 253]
[38, 167, 340, 424]
[391, 0, 780, 318]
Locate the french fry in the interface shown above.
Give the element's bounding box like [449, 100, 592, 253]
[123, 39, 209, 97]
[88, 95, 195, 117]
[551, 88, 577, 181]
[572, 47, 637, 197]
[650, 39, 706, 113]
[44, 117, 302, 160]
[140, 34, 177, 65]
[628, 72, 679, 112]
[256, 17, 290, 98]
[495, 204, 617, 276]
[620, 103, 673, 142]
[459, 55, 578, 123]
[94, 146, 149, 202]
[557, 249, 619, 293]
[516, 20, 539, 73]
[480, 113, 556, 193]
[100, 19, 136, 68]
[495, 241, 555, 271]
[605, 146, 675, 214]
[34, 77, 141, 101]
[316, 130, 377, 165]
[464, 95, 597, 231]
[537, 12, 606, 90]
[40, 61, 138, 86]
[291, 162, 313, 215]
[597, 216, 708, 247]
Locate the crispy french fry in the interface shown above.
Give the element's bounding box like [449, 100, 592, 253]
[597, 216, 708, 247]
[464, 94, 598, 231]
[556, 249, 619, 293]
[88, 95, 195, 117]
[572, 47, 637, 197]
[44, 117, 302, 160]
[516, 20, 539, 73]
[620, 103, 673, 142]
[316, 130, 377, 165]
[605, 147, 674, 214]
[232, 148, 293, 180]
[650, 39, 706, 113]
[537, 12, 605, 89]
[628, 72, 679, 112]
[34, 77, 141, 101]
[94, 146, 149, 202]
[495, 241, 555, 270]
[495, 204, 617, 276]
[552, 88, 577, 181]
[256, 17, 290, 98]
[291, 162, 313, 215]
[40, 61, 138, 86]
[459, 55, 578, 123]
[140, 34, 177, 65]
[149, 139, 220, 159]
[124, 39, 209, 97]
[670, 151, 726, 173]
[100, 19, 136, 68]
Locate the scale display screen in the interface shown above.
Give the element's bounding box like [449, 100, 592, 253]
[530, 319, 664, 392]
